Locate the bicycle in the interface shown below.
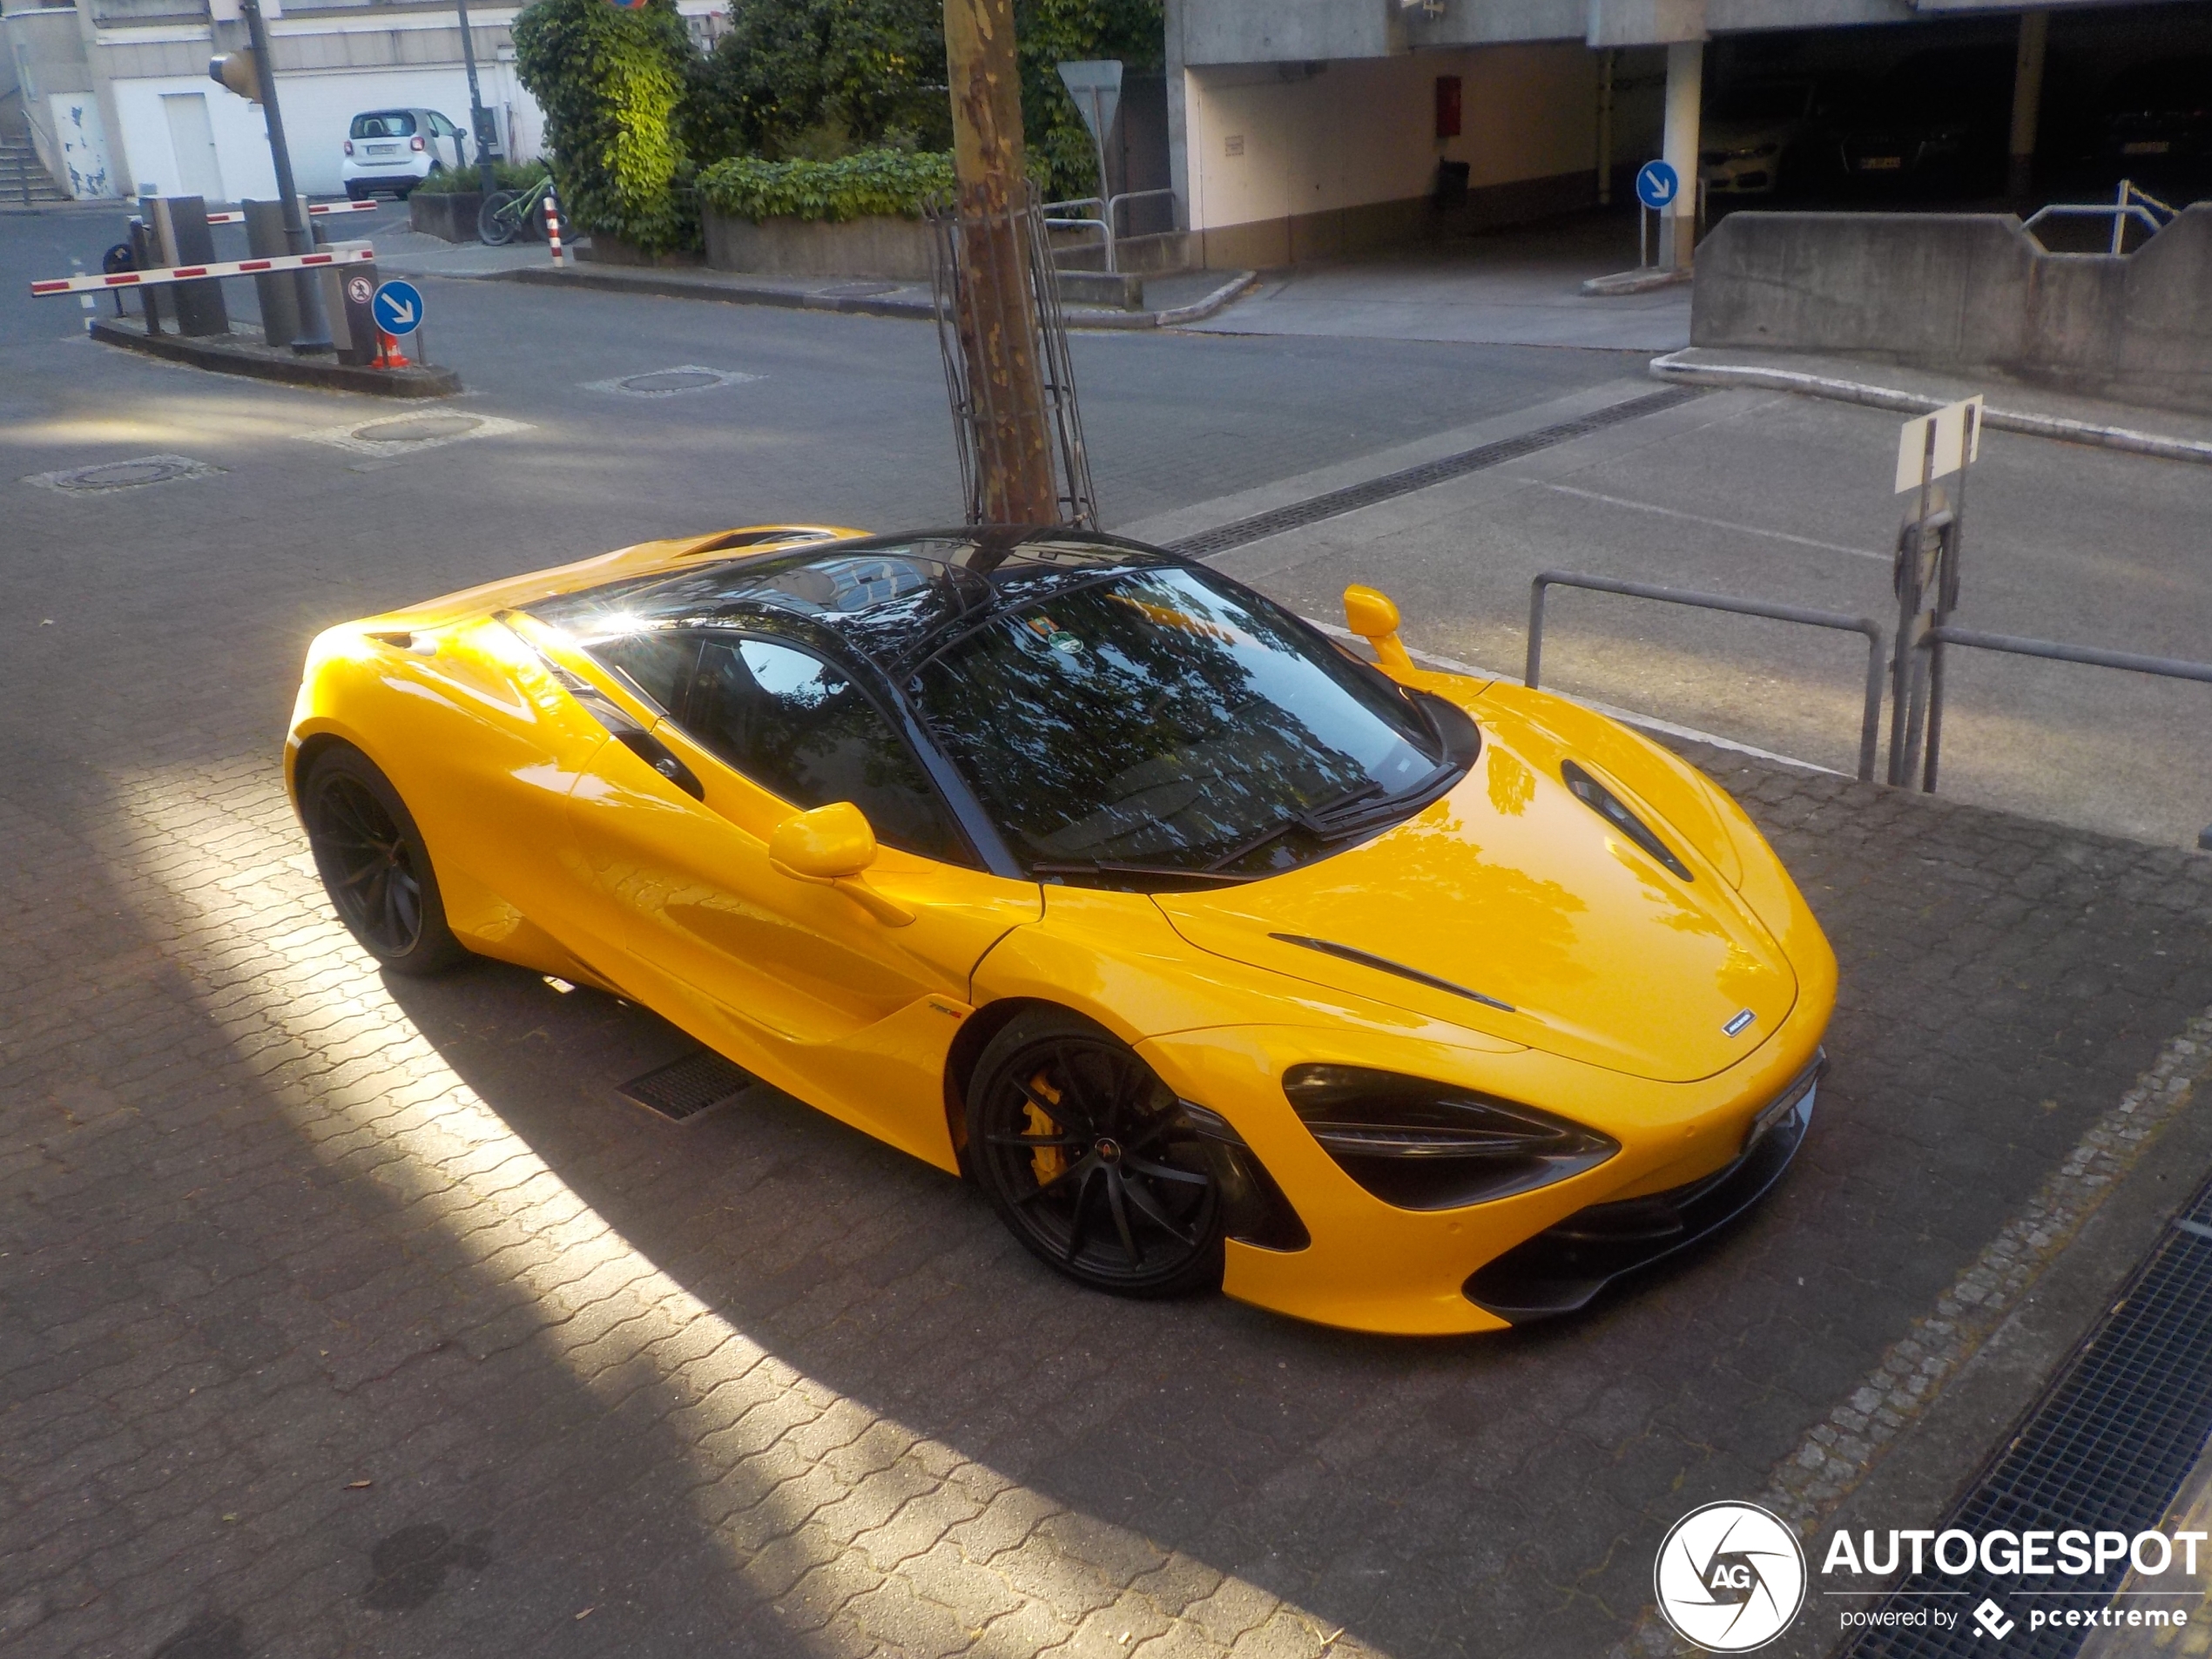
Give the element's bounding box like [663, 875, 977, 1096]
[477, 172, 569, 246]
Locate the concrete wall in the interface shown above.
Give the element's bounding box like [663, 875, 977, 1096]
[1692, 206, 2212, 413]
[1181, 42, 1648, 268]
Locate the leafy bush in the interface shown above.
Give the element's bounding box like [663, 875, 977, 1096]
[685, 0, 950, 167]
[408, 160, 550, 195]
[512, 0, 698, 252]
[688, 0, 1160, 200]
[697, 149, 954, 221]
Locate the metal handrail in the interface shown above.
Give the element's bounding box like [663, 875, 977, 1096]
[2023, 179, 2177, 254]
[1915, 625, 2212, 800]
[1107, 186, 1175, 233]
[1044, 189, 1179, 273]
[1527, 571, 1887, 782]
[1925, 626, 2212, 685]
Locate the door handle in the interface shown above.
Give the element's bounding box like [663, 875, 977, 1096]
[611, 728, 705, 800]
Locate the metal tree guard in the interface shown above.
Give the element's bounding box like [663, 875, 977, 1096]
[927, 186, 1097, 530]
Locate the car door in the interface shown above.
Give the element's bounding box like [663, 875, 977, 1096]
[547, 622, 1042, 1171]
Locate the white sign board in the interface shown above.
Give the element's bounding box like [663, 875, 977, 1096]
[1894, 395, 1985, 494]
[1056, 59, 1123, 151]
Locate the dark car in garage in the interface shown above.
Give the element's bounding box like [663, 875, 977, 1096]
[2098, 57, 2212, 190]
[1831, 47, 2013, 193]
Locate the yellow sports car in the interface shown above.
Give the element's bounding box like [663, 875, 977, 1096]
[287, 526, 1835, 1336]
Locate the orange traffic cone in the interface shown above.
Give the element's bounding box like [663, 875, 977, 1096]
[373, 330, 411, 368]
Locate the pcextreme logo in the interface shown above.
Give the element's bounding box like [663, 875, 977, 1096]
[1655, 1501, 1809, 1652]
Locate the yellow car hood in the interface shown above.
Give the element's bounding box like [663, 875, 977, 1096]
[1153, 734, 1797, 1084]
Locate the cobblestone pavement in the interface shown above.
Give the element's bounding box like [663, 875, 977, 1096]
[7, 565, 2212, 1656]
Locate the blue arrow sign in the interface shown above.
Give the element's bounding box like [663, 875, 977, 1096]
[1635, 160, 1680, 212]
[370, 279, 423, 336]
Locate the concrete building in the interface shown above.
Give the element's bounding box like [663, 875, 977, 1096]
[1162, 0, 2209, 269]
[1, 0, 722, 202]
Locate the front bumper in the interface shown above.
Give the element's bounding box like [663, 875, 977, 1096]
[1465, 1054, 1821, 1320]
[1138, 980, 1833, 1336]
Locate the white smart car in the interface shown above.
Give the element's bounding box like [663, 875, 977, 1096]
[341, 109, 468, 200]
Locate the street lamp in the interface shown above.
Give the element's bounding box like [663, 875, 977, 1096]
[215, 0, 334, 353]
[453, 0, 500, 199]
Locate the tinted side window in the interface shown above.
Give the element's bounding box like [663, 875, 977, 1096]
[688, 637, 968, 864]
[590, 631, 699, 718]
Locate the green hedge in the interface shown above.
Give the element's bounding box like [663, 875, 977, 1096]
[408, 160, 550, 195]
[513, 0, 698, 253]
[697, 149, 953, 222]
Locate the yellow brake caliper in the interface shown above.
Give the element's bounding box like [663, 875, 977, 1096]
[1026, 1071, 1069, 1185]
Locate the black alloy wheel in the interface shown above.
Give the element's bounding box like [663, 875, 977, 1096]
[968, 1011, 1224, 1297]
[301, 746, 467, 976]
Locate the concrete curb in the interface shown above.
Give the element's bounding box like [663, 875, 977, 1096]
[485, 262, 1259, 330]
[1649, 348, 2212, 468]
[88, 317, 462, 398]
[1581, 266, 1694, 297]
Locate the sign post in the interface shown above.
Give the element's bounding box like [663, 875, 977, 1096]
[1889, 395, 1984, 788]
[370, 277, 423, 368]
[1055, 59, 1123, 219]
[1634, 160, 1678, 271]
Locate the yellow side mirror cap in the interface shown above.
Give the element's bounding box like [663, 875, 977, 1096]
[1343, 583, 1415, 674]
[770, 801, 877, 880]
[769, 802, 914, 926]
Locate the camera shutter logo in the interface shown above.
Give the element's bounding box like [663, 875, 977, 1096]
[1655, 1501, 1807, 1651]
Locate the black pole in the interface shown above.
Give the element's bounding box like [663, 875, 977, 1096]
[240, 0, 333, 354]
[454, 0, 499, 198]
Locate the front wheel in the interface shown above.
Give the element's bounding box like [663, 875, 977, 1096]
[477, 189, 521, 246]
[300, 745, 469, 976]
[967, 1010, 1224, 1298]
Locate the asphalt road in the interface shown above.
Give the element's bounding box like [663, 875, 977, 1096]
[8, 206, 2212, 1659]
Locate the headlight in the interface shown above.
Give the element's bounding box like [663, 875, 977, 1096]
[1284, 1064, 1617, 1211]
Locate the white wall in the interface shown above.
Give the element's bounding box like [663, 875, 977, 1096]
[112, 62, 543, 199]
[1184, 43, 1606, 234]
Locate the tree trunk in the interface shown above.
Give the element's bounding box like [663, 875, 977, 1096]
[942, 0, 1058, 524]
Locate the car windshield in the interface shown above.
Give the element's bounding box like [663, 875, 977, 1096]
[913, 566, 1456, 882]
[1710, 84, 1809, 122]
[350, 112, 417, 139]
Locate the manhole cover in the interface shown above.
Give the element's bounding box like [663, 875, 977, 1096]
[350, 415, 482, 444]
[817, 281, 896, 299]
[619, 369, 724, 394]
[25, 454, 221, 494]
[580, 364, 762, 398]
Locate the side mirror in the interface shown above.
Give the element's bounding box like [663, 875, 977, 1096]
[768, 803, 914, 926]
[1343, 583, 1416, 674]
[769, 801, 877, 880]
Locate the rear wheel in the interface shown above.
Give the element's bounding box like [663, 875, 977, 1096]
[967, 1011, 1224, 1298]
[300, 745, 468, 976]
[477, 189, 521, 246]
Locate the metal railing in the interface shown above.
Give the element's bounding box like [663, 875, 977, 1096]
[1917, 625, 2212, 794]
[1041, 187, 1177, 273]
[1526, 571, 1888, 782]
[2023, 179, 2176, 255]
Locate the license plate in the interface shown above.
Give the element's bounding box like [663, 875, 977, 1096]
[2123, 141, 2171, 155]
[1858, 155, 1903, 171]
[368, 143, 399, 156]
[1747, 1080, 1817, 1153]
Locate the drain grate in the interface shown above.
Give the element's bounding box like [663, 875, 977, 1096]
[618, 1049, 758, 1123]
[1848, 1177, 2212, 1658]
[1166, 386, 1703, 561]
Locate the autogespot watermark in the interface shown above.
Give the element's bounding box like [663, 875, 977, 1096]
[1656, 1508, 2203, 1650]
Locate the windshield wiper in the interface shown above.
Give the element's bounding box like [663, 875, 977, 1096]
[1031, 860, 1260, 888]
[1204, 765, 1458, 874]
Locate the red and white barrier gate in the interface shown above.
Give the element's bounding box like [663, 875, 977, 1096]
[28, 245, 375, 297]
[200, 200, 382, 226]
